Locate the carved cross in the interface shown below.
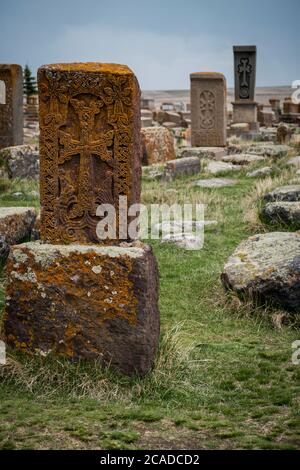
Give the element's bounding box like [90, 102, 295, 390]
[237, 58, 252, 88]
[58, 99, 114, 210]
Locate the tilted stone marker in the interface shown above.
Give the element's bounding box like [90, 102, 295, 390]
[232, 46, 258, 130]
[0, 64, 23, 149]
[190, 72, 227, 147]
[3, 63, 160, 376]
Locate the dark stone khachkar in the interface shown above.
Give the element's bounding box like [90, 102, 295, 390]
[0, 64, 23, 149]
[3, 63, 160, 377]
[232, 46, 258, 128]
[190, 72, 227, 147]
[38, 63, 141, 244]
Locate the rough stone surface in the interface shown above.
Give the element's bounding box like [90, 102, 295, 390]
[165, 156, 200, 180]
[38, 63, 141, 244]
[141, 126, 175, 165]
[261, 202, 300, 228]
[194, 178, 236, 188]
[247, 144, 290, 158]
[221, 232, 300, 310]
[0, 64, 23, 149]
[0, 144, 39, 179]
[222, 153, 264, 165]
[263, 185, 300, 202]
[3, 241, 160, 376]
[0, 207, 37, 245]
[177, 146, 225, 160]
[190, 72, 227, 147]
[287, 156, 300, 168]
[246, 166, 272, 178]
[205, 160, 241, 174]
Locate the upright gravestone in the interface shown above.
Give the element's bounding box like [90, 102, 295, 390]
[0, 64, 23, 149]
[232, 46, 258, 130]
[190, 72, 227, 147]
[3, 63, 160, 376]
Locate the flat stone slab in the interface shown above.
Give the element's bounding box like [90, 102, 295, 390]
[165, 156, 200, 180]
[247, 144, 290, 157]
[205, 161, 242, 175]
[3, 241, 160, 376]
[221, 232, 300, 310]
[0, 144, 39, 179]
[261, 201, 300, 228]
[228, 144, 290, 157]
[222, 154, 265, 165]
[0, 207, 37, 246]
[287, 156, 300, 167]
[246, 166, 272, 178]
[177, 147, 225, 160]
[263, 185, 300, 202]
[194, 178, 236, 188]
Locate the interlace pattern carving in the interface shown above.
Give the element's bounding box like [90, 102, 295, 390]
[39, 66, 138, 243]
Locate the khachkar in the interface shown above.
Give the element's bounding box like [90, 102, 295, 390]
[0, 64, 23, 149]
[190, 72, 227, 147]
[232, 46, 258, 130]
[3, 63, 160, 376]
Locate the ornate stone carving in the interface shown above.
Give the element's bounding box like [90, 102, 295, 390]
[199, 90, 216, 129]
[38, 63, 141, 243]
[0, 65, 23, 149]
[190, 72, 226, 147]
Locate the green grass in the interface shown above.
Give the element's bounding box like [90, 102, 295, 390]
[0, 158, 300, 450]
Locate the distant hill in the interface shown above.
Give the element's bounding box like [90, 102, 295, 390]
[141, 86, 293, 108]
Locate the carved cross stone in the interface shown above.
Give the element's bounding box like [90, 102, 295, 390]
[38, 63, 141, 244]
[58, 99, 114, 212]
[238, 58, 252, 88]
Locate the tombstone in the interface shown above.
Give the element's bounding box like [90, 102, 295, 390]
[3, 63, 160, 377]
[0, 64, 23, 149]
[37, 63, 141, 244]
[190, 72, 227, 147]
[232, 46, 258, 130]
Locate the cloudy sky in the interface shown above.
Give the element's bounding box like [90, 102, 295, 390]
[1, 0, 299, 89]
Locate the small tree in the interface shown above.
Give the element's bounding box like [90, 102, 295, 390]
[23, 65, 37, 103]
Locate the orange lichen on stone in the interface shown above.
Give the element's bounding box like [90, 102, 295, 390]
[3, 242, 160, 376]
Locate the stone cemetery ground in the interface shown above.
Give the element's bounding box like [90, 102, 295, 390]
[0, 143, 300, 450]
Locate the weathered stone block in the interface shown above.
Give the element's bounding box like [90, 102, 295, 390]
[190, 72, 227, 147]
[165, 156, 200, 180]
[38, 63, 141, 244]
[3, 241, 160, 376]
[0, 207, 37, 245]
[0, 64, 23, 149]
[0, 144, 39, 179]
[141, 126, 175, 165]
[221, 232, 300, 310]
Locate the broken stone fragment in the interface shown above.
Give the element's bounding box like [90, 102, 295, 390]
[3, 241, 160, 376]
[0, 207, 37, 246]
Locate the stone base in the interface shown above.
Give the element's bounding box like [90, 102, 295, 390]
[2, 241, 160, 376]
[232, 101, 258, 129]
